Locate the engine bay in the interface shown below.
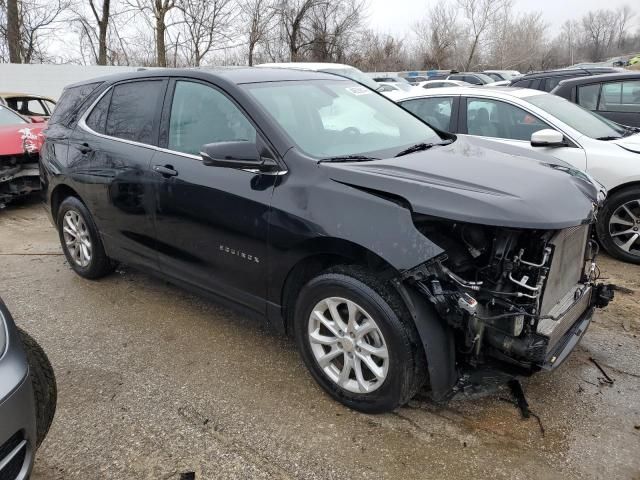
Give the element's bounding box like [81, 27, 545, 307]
[405, 215, 613, 372]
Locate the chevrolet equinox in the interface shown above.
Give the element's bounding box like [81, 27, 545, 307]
[41, 68, 613, 413]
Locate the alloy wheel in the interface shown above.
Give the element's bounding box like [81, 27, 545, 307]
[609, 199, 640, 257]
[308, 297, 389, 394]
[62, 210, 92, 267]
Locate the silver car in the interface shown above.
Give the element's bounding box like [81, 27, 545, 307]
[0, 298, 56, 479]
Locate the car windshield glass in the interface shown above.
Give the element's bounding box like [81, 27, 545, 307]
[319, 67, 381, 91]
[0, 105, 27, 125]
[475, 73, 495, 84]
[527, 93, 626, 139]
[244, 79, 443, 159]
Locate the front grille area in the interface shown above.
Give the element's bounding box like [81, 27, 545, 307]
[0, 432, 27, 480]
[540, 225, 589, 315]
[536, 225, 592, 351]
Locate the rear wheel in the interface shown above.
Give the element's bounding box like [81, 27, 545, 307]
[294, 266, 426, 413]
[597, 187, 640, 264]
[18, 329, 57, 449]
[57, 196, 114, 278]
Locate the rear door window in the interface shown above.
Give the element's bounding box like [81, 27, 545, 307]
[401, 97, 454, 131]
[599, 80, 640, 112]
[105, 80, 165, 145]
[577, 84, 601, 110]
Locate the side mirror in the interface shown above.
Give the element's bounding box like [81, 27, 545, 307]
[30, 116, 46, 123]
[200, 141, 278, 172]
[531, 129, 566, 148]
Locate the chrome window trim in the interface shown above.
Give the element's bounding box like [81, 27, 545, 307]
[78, 83, 289, 174]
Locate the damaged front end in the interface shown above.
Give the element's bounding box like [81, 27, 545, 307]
[0, 152, 41, 207]
[0, 126, 44, 207]
[402, 215, 614, 398]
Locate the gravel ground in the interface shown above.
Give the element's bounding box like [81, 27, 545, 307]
[1, 198, 639, 480]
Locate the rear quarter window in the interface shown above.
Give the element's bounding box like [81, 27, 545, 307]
[49, 82, 103, 126]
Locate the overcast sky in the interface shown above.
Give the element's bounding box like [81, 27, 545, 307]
[368, 0, 638, 36]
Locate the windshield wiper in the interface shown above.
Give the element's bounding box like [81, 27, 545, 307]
[623, 126, 640, 137]
[596, 136, 623, 141]
[318, 155, 379, 164]
[395, 140, 452, 157]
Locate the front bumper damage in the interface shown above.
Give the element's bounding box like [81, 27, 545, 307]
[0, 155, 40, 207]
[397, 222, 615, 403]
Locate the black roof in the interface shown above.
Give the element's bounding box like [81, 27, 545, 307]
[65, 67, 343, 90]
[554, 71, 640, 87]
[518, 67, 620, 79]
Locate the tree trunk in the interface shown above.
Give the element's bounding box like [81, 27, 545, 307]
[156, 13, 167, 67]
[465, 35, 480, 71]
[248, 42, 255, 66]
[7, 0, 21, 63]
[97, 0, 110, 65]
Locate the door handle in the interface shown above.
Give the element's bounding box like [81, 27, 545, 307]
[153, 164, 178, 177]
[78, 143, 92, 154]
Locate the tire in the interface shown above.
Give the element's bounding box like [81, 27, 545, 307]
[596, 186, 640, 264]
[57, 196, 114, 279]
[18, 328, 57, 449]
[293, 265, 427, 413]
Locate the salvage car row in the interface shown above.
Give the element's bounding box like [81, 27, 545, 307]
[0, 62, 636, 478]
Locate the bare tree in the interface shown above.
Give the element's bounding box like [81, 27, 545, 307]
[308, 0, 365, 62]
[457, 0, 508, 70]
[241, 0, 276, 66]
[581, 9, 618, 62]
[276, 0, 320, 61]
[615, 5, 634, 49]
[413, 1, 458, 69]
[131, 0, 178, 66]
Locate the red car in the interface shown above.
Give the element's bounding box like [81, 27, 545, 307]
[0, 105, 45, 207]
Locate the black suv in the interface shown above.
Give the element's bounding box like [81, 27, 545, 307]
[551, 72, 640, 127]
[41, 68, 612, 413]
[510, 67, 621, 92]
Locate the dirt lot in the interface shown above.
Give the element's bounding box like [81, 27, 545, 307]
[1, 198, 639, 480]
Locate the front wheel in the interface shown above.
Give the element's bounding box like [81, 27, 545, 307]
[597, 187, 640, 264]
[294, 266, 426, 413]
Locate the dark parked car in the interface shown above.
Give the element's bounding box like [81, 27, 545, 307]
[0, 298, 57, 479]
[446, 72, 495, 85]
[551, 72, 640, 127]
[405, 76, 428, 84]
[41, 68, 612, 413]
[510, 67, 621, 92]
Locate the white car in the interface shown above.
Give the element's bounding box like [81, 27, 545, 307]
[257, 62, 383, 93]
[415, 79, 473, 89]
[391, 86, 640, 263]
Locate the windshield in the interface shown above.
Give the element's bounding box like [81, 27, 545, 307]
[319, 67, 381, 91]
[0, 105, 27, 126]
[244, 79, 443, 158]
[527, 94, 626, 139]
[475, 73, 495, 84]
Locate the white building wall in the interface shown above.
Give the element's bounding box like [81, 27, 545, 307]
[0, 64, 154, 100]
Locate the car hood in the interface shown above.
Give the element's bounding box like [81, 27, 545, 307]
[0, 123, 46, 156]
[612, 133, 640, 153]
[322, 136, 600, 229]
